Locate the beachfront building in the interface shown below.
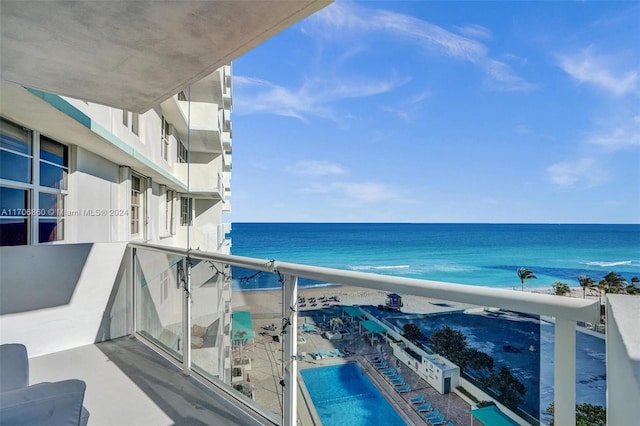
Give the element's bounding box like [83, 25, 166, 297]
[0, 2, 638, 426]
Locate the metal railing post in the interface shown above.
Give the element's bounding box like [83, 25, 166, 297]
[131, 247, 137, 334]
[183, 256, 192, 374]
[554, 318, 576, 425]
[282, 274, 298, 426]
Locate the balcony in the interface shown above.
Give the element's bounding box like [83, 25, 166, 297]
[221, 131, 232, 154]
[160, 96, 223, 154]
[1, 242, 636, 426]
[223, 151, 232, 172]
[174, 163, 223, 198]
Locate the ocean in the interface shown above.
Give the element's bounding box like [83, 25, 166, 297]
[230, 223, 640, 290]
[230, 223, 637, 420]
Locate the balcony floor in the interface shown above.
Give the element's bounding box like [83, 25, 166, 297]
[29, 337, 267, 426]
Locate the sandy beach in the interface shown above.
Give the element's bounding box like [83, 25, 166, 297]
[232, 283, 602, 317]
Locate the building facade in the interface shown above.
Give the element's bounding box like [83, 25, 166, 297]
[1, 65, 232, 252]
[0, 65, 234, 381]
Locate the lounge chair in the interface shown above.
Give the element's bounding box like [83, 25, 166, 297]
[390, 377, 404, 386]
[410, 394, 425, 404]
[396, 384, 410, 393]
[319, 350, 327, 359]
[428, 414, 446, 425]
[424, 409, 440, 420]
[382, 369, 396, 377]
[326, 351, 337, 357]
[369, 356, 383, 363]
[375, 361, 388, 369]
[446, 423, 454, 426]
[415, 402, 432, 412]
[334, 348, 346, 357]
[300, 352, 308, 362]
[311, 351, 320, 360]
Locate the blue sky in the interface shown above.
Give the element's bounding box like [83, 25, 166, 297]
[229, 1, 639, 224]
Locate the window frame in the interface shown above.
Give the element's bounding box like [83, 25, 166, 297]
[1, 117, 68, 246]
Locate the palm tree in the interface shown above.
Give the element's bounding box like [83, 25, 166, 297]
[599, 272, 627, 295]
[329, 317, 343, 332]
[517, 267, 537, 292]
[578, 275, 595, 299]
[625, 276, 640, 295]
[552, 281, 571, 296]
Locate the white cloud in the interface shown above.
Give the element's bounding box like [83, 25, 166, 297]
[588, 115, 640, 150]
[234, 74, 405, 121]
[513, 124, 531, 135]
[334, 182, 390, 203]
[302, 180, 413, 204]
[557, 48, 639, 97]
[287, 161, 349, 176]
[304, 1, 533, 91]
[455, 24, 493, 40]
[547, 157, 610, 187]
[382, 89, 431, 121]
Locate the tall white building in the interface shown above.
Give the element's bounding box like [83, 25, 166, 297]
[1, 65, 232, 251]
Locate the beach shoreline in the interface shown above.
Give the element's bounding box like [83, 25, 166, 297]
[232, 283, 602, 317]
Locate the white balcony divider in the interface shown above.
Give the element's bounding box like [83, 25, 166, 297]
[129, 242, 600, 426]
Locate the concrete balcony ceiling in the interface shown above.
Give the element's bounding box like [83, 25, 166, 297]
[0, 0, 331, 113]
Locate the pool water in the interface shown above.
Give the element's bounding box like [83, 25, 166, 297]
[300, 363, 406, 426]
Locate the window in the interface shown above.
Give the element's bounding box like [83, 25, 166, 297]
[161, 116, 171, 162]
[0, 117, 32, 183]
[131, 174, 145, 237]
[123, 110, 139, 136]
[160, 270, 170, 303]
[40, 136, 68, 189]
[0, 187, 29, 246]
[177, 139, 187, 163]
[131, 113, 139, 136]
[180, 196, 192, 226]
[1, 117, 68, 246]
[165, 189, 175, 234]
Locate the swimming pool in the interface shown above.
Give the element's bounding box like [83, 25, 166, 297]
[300, 363, 406, 426]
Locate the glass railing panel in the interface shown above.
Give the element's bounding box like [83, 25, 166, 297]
[134, 247, 184, 361]
[190, 259, 230, 383]
[297, 293, 537, 424]
[186, 262, 284, 421]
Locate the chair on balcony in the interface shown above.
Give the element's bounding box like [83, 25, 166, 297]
[191, 324, 209, 349]
[0, 344, 89, 426]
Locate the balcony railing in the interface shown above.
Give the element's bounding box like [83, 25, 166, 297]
[128, 242, 601, 426]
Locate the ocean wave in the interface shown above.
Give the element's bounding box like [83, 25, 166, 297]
[349, 265, 410, 271]
[583, 260, 633, 267]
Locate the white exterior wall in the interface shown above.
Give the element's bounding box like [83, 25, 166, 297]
[606, 295, 640, 426]
[1, 65, 233, 361]
[0, 243, 130, 357]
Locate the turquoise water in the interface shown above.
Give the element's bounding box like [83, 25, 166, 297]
[300, 363, 406, 426]
[230, 223, 640, 290]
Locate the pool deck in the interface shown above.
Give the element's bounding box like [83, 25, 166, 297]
[245, 310, 473, 425]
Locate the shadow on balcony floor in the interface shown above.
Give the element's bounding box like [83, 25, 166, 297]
[29, 337, 269, 426]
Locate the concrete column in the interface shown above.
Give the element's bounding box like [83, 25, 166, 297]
[554, 318, 576, 425]
[182, 257, 192, 374]
[282, 274, 298, 426]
